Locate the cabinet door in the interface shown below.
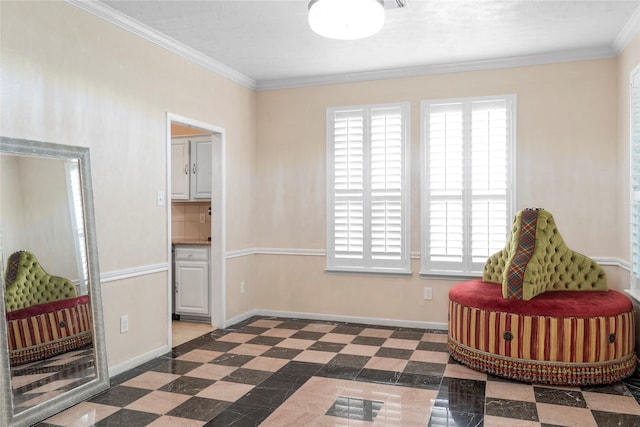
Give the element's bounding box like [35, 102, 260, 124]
[190, 138, 212, 199]
[175, 260, 209, 315]
[171, 139, 190, 200]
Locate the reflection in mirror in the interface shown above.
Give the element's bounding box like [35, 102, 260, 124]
[0, 137, 109, 427]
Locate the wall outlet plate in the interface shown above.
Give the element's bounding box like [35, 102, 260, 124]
[120, 315, 129, 333]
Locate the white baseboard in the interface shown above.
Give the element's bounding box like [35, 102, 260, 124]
[108, 344, 171, 378]
[227, 309, 448, 331]
[112, 311, 445, 379]
[224, 310, 259, 328]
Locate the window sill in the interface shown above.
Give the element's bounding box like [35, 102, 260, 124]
[419, 272, 482, 281]
[325, 269, 412, 278]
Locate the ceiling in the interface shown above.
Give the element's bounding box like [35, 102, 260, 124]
[92, 0, 640, 90]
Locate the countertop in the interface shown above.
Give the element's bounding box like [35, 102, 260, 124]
[172, 238, 211, 246]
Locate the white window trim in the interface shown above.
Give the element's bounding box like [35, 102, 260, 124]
[420, 94, 516, 277]
[326, 102, 411, 275]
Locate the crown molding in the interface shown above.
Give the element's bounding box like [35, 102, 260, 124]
[66, 0, 257, 90]
[612, 5, 640, 54]
[256, 46, 617, 91]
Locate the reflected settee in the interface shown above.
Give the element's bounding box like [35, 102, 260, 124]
[4, 251, 92, 366]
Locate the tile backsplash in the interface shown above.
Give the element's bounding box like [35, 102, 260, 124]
[171, 201, 211, 241]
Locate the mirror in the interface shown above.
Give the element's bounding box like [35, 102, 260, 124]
[0, 137, 109, 427]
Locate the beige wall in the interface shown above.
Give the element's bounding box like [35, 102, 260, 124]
[0, 1, 256, 368]
[255, 58, 623, 324]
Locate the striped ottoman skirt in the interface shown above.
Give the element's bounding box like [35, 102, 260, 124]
[7, 295, 93, 366]
[448, 280, 636, 385]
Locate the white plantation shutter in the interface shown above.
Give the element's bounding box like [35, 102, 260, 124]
[328, 103, 410, 273]
[427, 103, 464, 264]
[65, 160, 89, 294]
[470, 100, 510, 264]
[333, 110, 364, 259]
[422, 96, 515, 275]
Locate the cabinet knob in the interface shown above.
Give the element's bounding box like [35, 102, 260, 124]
[184, 164, 188, 175]
[192, 163, 197, 174]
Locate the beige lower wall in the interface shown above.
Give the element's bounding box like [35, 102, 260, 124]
[101, 273, 169, 368]
[247, 256, 631, 326]
[602, 265, 632, 294]
[253, 255, 454, 325]
[225, 256, 258, 322]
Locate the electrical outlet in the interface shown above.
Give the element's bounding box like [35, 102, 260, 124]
[199, 213, 205, 223]
[423, 287, 433, 300]
[120, 315, 129, 333]
[241, 281, 246, 294]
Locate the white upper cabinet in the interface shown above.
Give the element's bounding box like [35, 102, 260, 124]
[171, 136, 212, 200]
[190, 138, 212, 199]
[171, 139, 190, 200]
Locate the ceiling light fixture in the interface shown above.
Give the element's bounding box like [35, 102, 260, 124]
[308, 0, 385, 40]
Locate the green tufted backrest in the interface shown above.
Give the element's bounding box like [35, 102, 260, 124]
[4, 251, 78, 312]
[483, 208, 607, 300]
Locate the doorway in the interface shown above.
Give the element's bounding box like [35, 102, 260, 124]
[166, 113, 225, 348]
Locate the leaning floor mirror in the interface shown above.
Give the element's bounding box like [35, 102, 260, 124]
[0, 137, 109, 426]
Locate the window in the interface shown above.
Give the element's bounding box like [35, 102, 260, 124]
[66, 160, 89, 294]
[327, 103, 410, 274]
[630, 66, 640, 294]
[421, 95, 515, 276]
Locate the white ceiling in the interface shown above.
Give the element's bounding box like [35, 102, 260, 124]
[92, 0, 640, 90]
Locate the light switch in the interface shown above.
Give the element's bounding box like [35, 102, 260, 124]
[157, 191, 165, 207]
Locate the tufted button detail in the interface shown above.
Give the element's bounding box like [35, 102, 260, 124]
[4, 251, 78, 312]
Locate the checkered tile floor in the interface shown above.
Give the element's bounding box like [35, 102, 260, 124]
[12, 346, 95, 413]
[37, 316, 640, 426]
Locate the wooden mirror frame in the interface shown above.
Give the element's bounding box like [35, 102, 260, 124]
[0, 137, 109, 426]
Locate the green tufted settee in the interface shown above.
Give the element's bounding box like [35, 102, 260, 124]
[482, 208, 607, 300]
[4, 251, 93, 366]
[5, 251, 79, 311]
[448, 208, 635, 384]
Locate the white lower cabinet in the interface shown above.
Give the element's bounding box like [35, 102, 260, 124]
[174, 246, 209, 316]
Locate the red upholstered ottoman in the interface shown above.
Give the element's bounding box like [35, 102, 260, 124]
[448, 279, 636, 385]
